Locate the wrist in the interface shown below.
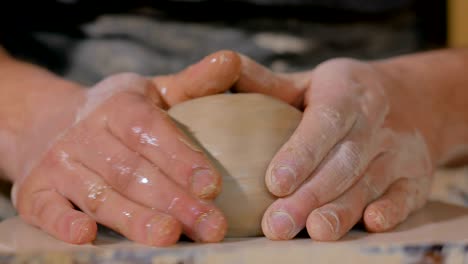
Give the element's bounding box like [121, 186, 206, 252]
[0, 57, 86, 181]
[371, 49, 468, 167]
[370, 58, 442, 167]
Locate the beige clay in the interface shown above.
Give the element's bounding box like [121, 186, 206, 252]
[168, 93, 302, 237]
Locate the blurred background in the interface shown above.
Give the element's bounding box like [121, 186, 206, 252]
[0, 0, 460, 85]
[0, 0, 467, 218]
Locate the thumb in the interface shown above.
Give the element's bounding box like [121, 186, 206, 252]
[233, 54, 311, 107]
[147, 50, 241, 108]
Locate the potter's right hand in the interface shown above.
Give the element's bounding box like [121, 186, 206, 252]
[11, 51, 241, 246]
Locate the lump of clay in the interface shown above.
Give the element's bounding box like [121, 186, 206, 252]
[168, 93, 302, 237]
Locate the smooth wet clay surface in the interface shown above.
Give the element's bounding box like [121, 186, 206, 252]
[168, 93, 302, 237]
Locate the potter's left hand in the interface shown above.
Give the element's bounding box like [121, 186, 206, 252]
[234, 56, 434, 241]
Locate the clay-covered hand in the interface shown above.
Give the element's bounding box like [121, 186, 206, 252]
[12, 51, 241, 246]
[234, 56, 434, 241]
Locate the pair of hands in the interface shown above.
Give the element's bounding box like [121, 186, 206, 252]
[13, 50, 433, 246]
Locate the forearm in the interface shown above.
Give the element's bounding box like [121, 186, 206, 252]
[373, 48, 468, 166]
[0, 48, 85, 181]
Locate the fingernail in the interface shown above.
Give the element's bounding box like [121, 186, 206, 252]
[308, 210, 340, 240]
[270, 165, 296, 195]
[195, 210, 226, 242]
[267, 211, 296, 239]
[146, 215, 178, 246]
[367, 209, 389, 230]
[70, 218, 91, 244]
[191, 168, 219, 199]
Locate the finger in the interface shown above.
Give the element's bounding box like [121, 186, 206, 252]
[30, 149, 184, 246]
[267, 114, 381, 216]
[16, 184, 97, 244]
[363, 177, 431, 233]
[308, 116, 380, 193]
[265, 59, 391, 197]
[363, 131, 432, 232]
[50, 158, 184, 246]
[149, 50, 242, 108]
[57, 139, 226, 243]
[305, 152, 394, 241]
[261, 71, 391, 239]
[95, 92, 221, 199]
[234, 54, 309, 106]
[262, 146, 393, 241]
[265, 94, 359, 197]
[261, 144, 382, 241]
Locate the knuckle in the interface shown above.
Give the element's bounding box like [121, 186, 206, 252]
[362, 175, 382, 200]
[404, 179, 430, 211]
[21, 189, 50, 224]
[108, 158, 141, 193]
[294, 135, 318, 165]
[334, 141, 363, 178]
[128, 122, 161, 149]
[110, 100, 165, 148]
[314, 105, 344, 134]
[331, 141, 365, 193]
[359, 88, 389, 125]
[29, 190, 52, 219]
[111, 166, 135, 192]
[310, 105, 357, 142]
[40, 148, 65, 170]
[371, 88, 389, 112]
[300, 188, 321, 208]
[84, 182, 112, 214]
[133, 104, 164, 127]
[88, 76, 149, 115]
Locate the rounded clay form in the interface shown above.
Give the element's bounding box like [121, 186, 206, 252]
[168, 93, 302, 237]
